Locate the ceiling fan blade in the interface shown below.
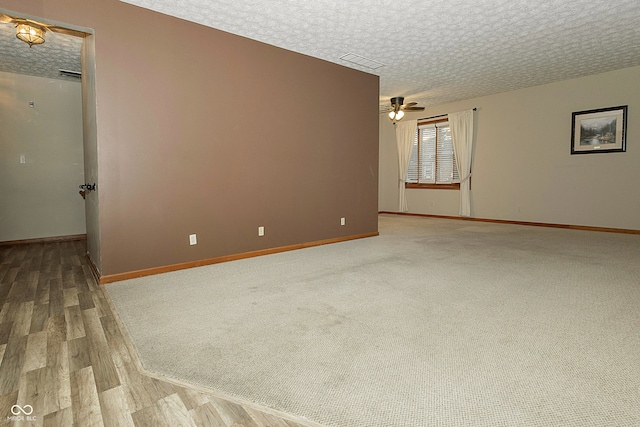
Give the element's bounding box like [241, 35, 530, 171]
[403, 107, 425, 111]
[403, 102, 418, 108]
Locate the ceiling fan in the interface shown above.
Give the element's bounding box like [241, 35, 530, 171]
[383, 96, 425, 122]
[1, 13, 86, 47]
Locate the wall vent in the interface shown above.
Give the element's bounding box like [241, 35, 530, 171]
[339, 53, 385, 70]
[59, 69, 82, 79]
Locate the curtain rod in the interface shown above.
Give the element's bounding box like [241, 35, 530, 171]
[418, 107, 477, 122]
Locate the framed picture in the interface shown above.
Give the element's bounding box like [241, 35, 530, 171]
[571, 105, 627, 154]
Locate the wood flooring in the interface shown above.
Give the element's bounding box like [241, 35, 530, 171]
[0, 240, 315, 427]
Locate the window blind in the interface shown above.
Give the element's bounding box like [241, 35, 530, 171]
[406, 121, 459, 184]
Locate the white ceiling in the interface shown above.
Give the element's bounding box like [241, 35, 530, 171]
[2, 1, 640, 109]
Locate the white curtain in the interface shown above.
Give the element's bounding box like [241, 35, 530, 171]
[395, 119, 417, 212]
[448, 110, 475, 217]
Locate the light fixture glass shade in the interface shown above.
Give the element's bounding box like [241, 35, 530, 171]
[16, 23, 46, 47]
[388, 109, 405, 122]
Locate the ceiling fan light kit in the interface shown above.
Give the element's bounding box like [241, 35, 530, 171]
[15, 22, 46, 47]
[388, 110, 404, 121]
[388, 96, 405, 122]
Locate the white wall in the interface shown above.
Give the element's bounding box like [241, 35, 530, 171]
[0, 71, 86, 241]
[379, 65, 640, 230]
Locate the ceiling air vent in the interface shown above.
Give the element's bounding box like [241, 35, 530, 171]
[339, 53, 385, 70]
[59, 69, 82, 79]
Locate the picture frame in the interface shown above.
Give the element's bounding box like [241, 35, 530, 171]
[571, 105, 627, 154]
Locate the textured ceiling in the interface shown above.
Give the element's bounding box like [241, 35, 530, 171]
[2, 1, 640, 108]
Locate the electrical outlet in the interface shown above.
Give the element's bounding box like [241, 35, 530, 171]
[258, 226, 265, 236]
[340, 217, 346, 226]
[189, 234, 197, 245]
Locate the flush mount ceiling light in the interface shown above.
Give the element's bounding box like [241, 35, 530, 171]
[15, 21, 46, 47]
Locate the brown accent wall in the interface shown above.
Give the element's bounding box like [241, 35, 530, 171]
[4, 1, 379, 276]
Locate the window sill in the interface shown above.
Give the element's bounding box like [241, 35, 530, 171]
[405, 183, 460, 190]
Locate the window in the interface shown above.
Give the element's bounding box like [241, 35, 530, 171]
[406, 119, 459, 189]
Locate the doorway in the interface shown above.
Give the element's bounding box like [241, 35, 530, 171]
[0, 7, 98, 265]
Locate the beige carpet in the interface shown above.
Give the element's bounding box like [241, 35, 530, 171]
[106, 215, 640, 427]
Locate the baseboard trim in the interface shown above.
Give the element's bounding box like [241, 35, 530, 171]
[379, 211, 640, 235]
[86, 252, 101, 285]
[99, 231, 379, 285]
[0, 233, 87, 246]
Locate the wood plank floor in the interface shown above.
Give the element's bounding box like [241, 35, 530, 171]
[0, 241, 316, 427]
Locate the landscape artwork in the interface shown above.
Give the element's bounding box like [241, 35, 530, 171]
[571, 106, 627, 154]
